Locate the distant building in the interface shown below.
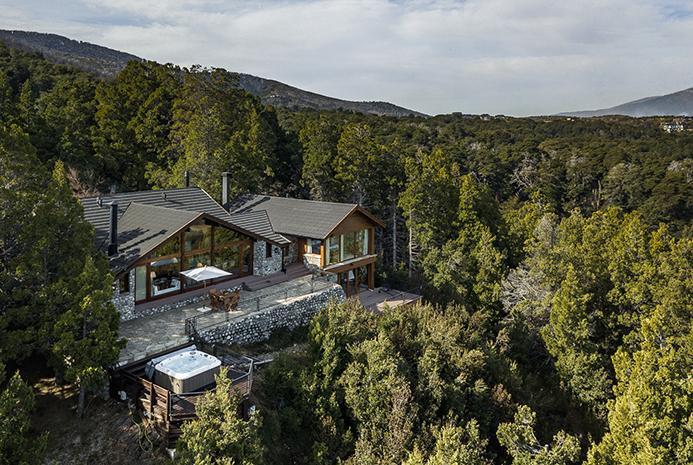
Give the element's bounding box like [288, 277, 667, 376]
[661, 121, 685, 133]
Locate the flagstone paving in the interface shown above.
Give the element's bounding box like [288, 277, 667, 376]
[117, 275, 334, 366]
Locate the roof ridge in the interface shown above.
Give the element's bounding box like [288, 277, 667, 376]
[79, 186, 202, 200]
[251, 194, 358, 208]
[124, 201, 200, 216]
[229, 208, 291, 244]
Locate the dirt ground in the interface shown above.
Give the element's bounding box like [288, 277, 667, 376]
[30, 375, 169, 465]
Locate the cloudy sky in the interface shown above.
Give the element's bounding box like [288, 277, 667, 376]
[1, 0, 692, 115]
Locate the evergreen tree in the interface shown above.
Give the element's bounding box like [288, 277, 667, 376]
[176, 367, 265, 465]
[497, 405, 581, 465]
[51, 255, 123, 417]
[587, 238, 692, 465]
[0, 365, 47, 465]
[299, 116, 341, 200]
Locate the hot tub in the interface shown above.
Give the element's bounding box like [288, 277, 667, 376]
[154, 350, 221, 394]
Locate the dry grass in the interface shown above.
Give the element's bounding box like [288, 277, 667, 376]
[30, 375, 169, 465]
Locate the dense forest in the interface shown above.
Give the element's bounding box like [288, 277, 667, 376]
[0, 42, 691, 465]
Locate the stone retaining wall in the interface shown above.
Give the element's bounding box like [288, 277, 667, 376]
[116, 282, 241, 322]
[198, 285, 346, 346]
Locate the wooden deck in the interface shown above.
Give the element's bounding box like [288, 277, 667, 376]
[358, 287, 422, 312]
[115, 350, 253, 447]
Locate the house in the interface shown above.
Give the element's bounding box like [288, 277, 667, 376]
[80, 175, 384, 319]
[228, 193, 384, 297]
[661, 121, 685, 133]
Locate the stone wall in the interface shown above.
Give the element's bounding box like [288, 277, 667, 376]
[303, 253, 321, 269]
[253, 240, 283, 276]
[285, 240, 298, 265]
[198, 285, 346, 346]
[112, 269, 136, 320]
[113, 268, 241, 322]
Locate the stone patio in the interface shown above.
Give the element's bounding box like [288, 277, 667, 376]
[117, 275, 335, 366]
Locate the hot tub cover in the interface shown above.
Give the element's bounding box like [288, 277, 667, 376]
[155, 350, 221, 380]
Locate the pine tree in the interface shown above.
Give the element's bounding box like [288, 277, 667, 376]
[587, 238, 692, 465]
[176, 367, 265, 465]
[0, 365, 47, 465]
[497, 405, 581, 465]
[51, 255, 123, 417]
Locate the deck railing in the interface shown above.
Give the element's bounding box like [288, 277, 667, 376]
[184, 274, 334, 338]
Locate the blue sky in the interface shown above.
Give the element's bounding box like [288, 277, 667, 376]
[1, 0, 692, 116]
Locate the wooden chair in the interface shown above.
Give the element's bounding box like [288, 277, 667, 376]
[209, 288, 241, 312]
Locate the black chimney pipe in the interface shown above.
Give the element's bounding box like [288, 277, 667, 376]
[184, 170, 190, 188]
[221, 172, 230, 209]
[108, 202, 118, 256]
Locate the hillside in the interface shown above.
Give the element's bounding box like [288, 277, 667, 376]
[561, 86, 693, 117]
[0, 29, 425, 117]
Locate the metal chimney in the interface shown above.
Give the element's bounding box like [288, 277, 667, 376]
[108, 202, 118, 256]
[221, 172, 231, 209]
[183, 170, 190, 188]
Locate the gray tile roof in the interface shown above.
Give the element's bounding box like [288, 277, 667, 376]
[224, 210, 291, 245]
[112, 203, 200, 272]
[228, 194, 359, 239]
[81, 187, 235, 250]
[79, 187, 283, 272]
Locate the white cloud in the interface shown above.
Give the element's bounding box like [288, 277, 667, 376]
[1, 0, 692, 115]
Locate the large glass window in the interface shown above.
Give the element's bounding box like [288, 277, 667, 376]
[214, 226, 244, 246]
[150, 257, 181, 297]
[306, 239, 322, 255]
[328, 237, 340, 265]
[327, 229, 370, 265]
[135, 265, 147, 301]
[184, 224, 212, 252]
[242, 245, 252, 274]
[151, 235, 180, 258]
[214, 247, 240, 274]
[184, 253, 211, 270]
[342, 232, 357, 261]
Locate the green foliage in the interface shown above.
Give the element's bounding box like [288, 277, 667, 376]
[299, 116, 341, 200]
[497, 405, 581, 465]
[586, 237, 692, 465]
[51, 255, 124, 417]
[176, 367, 265, 465]
[542, 265, 613, 420]
[0, 126, 96, 362]
[258, 299, 514, 465]
[413, 173, 507, 313]
[148, 67, 280, 199]
[403, 421, 491, 465]
[0, 369, 47, 465]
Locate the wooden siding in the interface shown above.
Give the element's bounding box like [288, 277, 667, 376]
[329, 210, 376, 237]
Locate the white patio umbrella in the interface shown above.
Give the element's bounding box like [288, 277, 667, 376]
[180, 265, 232, 282]
[180, 266, 232, 310]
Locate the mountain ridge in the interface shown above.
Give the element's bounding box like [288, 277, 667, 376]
[0, 29, 426, 118]
[560, 87, 693, 117]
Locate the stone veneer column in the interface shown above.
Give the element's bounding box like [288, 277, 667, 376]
[252, 240, 283, 276]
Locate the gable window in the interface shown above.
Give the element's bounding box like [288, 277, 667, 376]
[266, 242, 273, 258]
[184, 224, 212, 252]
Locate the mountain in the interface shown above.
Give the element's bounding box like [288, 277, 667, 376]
[0, 29, 426, 117]
[560, 87, 693, 117]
